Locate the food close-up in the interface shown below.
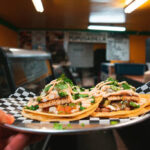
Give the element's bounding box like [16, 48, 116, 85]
[21, 75, 150, 122]
[1, 0, 150, 150]
[22, 75, 102, 121]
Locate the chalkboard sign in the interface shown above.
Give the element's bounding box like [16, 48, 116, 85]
[106, 37, 129, 61]
[68, 43, 93, 68]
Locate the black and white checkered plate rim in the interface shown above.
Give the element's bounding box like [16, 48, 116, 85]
[1, 82, 150, 133]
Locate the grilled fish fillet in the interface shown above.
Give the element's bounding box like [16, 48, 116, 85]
[102, 90, 139, 98]
[38, 97, 71, 108]
[107, 95, 139, 102]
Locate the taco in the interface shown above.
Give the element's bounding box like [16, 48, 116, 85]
[22, 74, 102, 121]
[22, 102, 99, 122]
[91, 78, 150, 118]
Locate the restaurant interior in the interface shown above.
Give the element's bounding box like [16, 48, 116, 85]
[1, 0, 150, 150]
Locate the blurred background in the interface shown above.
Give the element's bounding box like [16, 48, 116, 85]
[0, 0, 150, 150]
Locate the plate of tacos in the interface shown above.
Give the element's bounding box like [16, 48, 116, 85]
[91, 78, 150, 118]
[1, 75, 150, 134]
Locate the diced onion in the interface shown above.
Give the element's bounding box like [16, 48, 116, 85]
[49, 107, 58, 114]
[43, 99, 48, 102]
[106, 105, 116, 111]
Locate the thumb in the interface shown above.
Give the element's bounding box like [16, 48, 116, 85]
[0, 110, 15, 124]
[4, 133, 30, 150]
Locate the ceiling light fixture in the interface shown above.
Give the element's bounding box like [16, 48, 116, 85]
[88, 25, 126, 31]
[125, 0, 133, 5]
[124, 0, 148, 13]
[91, 0, 110, 3]
[32, 0, 44, 12]
[89, 9, 125, 23]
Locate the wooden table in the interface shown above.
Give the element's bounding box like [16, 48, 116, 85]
[124, 75, 145, 83]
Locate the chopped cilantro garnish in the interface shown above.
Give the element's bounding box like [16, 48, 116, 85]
[110, 85, 120, 91]
[91, 100, 95, 104]
[55, 82, 68, 90]
[53, 123, 72, 130]
[53, 123, 63, 130]
[110, 120, 119, 125]
[58, 91, 68, 97]
[80, 105, 85, 111]
[64, 78, 74, 87]
[109, 81, 118, 86]
[89, 86, 95, 91]
[106, 78, 118, 86]
[89, 88, 93, 91]
[44, 84, 53, 92]
[72, 86, 78, 92]
[72, 93, 89, 100]
[92, 96, 95, 100]
[79, 94, 89, 98]
[80, 123, 85, 127]
[106, 77, 116, 82]
[25, 105, 39, 111]
[37, 96, 42, 102]
[80, 87, 85, 92]
[69, 103, 76, 107]
[72, 93, 80, 100]
[67, 124, 72, 128]
[122, 83, 131, 90]
[72, 86, 85, 92]
[57, 74, 66, 81]
[57, 74, 74, 86]
[91, 96, 95, 103]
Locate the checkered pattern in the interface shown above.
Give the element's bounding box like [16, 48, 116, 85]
[136, 81, 150, 94]
[70, 117, 133, 125]
[0, 84, 150, 125]
[9, 87, 36, 100]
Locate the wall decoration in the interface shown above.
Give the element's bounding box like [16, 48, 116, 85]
[19, 31, 66, 63]
[19, 31, 32, 49]
[32, 31, 46, 50]
[106, 37, 129, 61]
[19, 30, 130, 64]
[46, 31, 67, 63]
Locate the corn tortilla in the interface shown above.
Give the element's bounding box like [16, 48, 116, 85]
[91, 94, 150, 118]
[22, 97, 102, 121]
[22, 102, 99, 121]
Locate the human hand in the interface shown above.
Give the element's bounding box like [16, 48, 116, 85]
[0, 110, 45, 150]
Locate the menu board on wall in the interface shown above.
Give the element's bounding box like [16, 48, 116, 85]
[106, 37, 129, 61]
[68, 43, 93, 68]
[69, 32, 107, 43]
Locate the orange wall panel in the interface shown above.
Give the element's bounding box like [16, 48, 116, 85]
[0, 25, 18, 47]
[93, 43, 106, 51]
[129, 35, 149, 64]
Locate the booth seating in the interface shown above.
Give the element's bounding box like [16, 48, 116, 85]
[101, 63, 147, 87]
[115, 63, 146, 75]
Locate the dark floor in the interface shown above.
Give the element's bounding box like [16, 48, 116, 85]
[29, 130, 117, 150]
[29, 118, 150, 150]
[117, 119, 150, 150]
